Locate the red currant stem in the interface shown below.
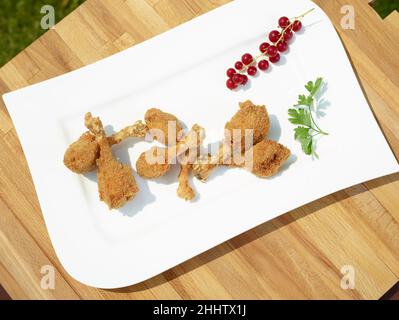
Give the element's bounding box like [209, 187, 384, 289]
[275, 24, 293, 45]
[235, 8, 314, 76]
[292, 7, 315, 20]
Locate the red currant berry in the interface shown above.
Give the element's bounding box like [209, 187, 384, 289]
[292, 20, 302, 32]
[278, 16, 290, 28]
[232, 73, 244, 85]
[241, 75, 248, 85]
[269, 53, 280, 63]
[283, 29, 293, 41]
[267, 45, 278, 57]
[269, 30, 281, 43]
[235, 61, 244, 70]
[226, 68, 236, 78]
[258, 60, 269, 71]
[277, 40, 288, 52]
[259, 42, 270, 53]
[241, 53, 253, 65]
[247, 66, 258, 76]
[226, 78, 237, 90]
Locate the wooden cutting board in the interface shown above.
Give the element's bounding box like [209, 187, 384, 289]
[0, 0, 398, 299]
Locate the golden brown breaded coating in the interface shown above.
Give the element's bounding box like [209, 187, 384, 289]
[63, 132, 99, 173]
[145, 108, 183, 145]
[85, 113, 139, 209]
[225, 100, 269, 152]
[136, 147, 171, 179]
[136, 124, 204, 179]
[177, 164, 195, 201]
[244, 140, 291, 178]
[64, 121, 148, 174]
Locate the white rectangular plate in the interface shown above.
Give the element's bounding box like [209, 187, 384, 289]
[3, 0, 399, 288]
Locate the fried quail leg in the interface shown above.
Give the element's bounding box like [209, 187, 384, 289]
[145, 108, 184, 145]
[64, 120, 148, 174]
[176, 140, 202, 201]
[136, 124, 204, 179]
[193, 140, 290, 180]
[192, 100, 270, 181]
[85, 113, 139, 209]
[142, 108, 199, 199]
[177, 164, 195, 201]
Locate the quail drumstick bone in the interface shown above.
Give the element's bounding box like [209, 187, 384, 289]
[177, 163, 195, 201]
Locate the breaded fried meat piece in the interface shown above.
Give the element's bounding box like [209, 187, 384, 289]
[243, 140, 291, 178]
[136, 146, 172, 179]
[85, 113, 139, 209]
[64, 132, 99, 173]
[225, 100, 269, 152]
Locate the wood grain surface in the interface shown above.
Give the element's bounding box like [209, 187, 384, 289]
[0, 0, 398, 300]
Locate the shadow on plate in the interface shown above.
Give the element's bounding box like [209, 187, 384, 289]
[153, 164, 180, 185]
[117, 177, 156, 217]
[268, 114, 281, 141]
[83, 169, 156, 217]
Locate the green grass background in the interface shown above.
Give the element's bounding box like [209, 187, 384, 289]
[0, 0, 398, 67]
[0, 0, 85, 67]
[373, 0, 399, 18]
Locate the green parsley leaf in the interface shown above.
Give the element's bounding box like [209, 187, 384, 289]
[301, 136, 313, 155]
[295, 94, 307, 106]
[294, 126, 310, 140]
[312, 77, 323, 95]
[305, 81, 313, 93]
[295, 94, 314, 107]
[288, 77, 328, 157]
[294, 126, 313, 155]
[288, 108, 311, 127]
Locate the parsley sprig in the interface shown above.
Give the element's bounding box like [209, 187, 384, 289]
[288, 77, 328, 157]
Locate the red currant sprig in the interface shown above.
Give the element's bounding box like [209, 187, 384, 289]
[226, 8, 315, 90]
